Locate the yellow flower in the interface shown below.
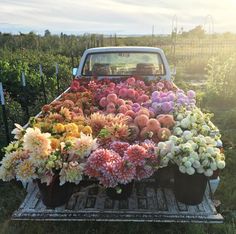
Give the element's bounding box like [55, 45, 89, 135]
[53, 123, 65, 133]
[82, 126, 93, 135]
[65, 123, 78, 133]
[65, 132, 80, 139]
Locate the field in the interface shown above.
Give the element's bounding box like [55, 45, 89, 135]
[0, 32, 236, 234]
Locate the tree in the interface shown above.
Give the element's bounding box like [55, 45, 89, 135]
[44, 29, 51, 37]
[181, 25, 205, 38]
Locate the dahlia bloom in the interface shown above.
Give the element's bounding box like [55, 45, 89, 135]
[116, 160, 136, 184]
[67, 133, 98, 160]
[110, 141, 130, 157]
[135, 164, 155, 180]
[59, 161, 84, 185]
[15, 159, 37, 183]
[85, 149, 123, 187]
[23, 127, 51, 161]
[124, 144, 147, 166]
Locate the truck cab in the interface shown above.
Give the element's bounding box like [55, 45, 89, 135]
[75, 47, 172, 81]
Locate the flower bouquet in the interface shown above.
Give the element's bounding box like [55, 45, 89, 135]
[0, 108, 98, 207]
[85, 140, 157, 200]
[157, 107, 225, 204]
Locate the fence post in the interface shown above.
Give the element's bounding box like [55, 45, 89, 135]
[21, 71, 30, 121]
[39, 64, 47, 104]
[0, 82, 10, 144]
[55, 63, 60, 96]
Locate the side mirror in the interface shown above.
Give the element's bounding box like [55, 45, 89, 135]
[72, 68, 78, 76]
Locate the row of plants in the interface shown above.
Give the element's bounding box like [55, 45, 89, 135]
[0, 76, 225, 206]
[0, 50, 73, 150]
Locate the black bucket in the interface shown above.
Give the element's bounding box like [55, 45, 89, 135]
[37, 176, 74, 208]
[174, 168, 207, 205]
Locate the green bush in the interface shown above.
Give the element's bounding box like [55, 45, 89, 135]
[206, 55, 236, 101]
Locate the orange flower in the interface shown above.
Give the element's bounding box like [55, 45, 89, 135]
[50, 138, 60, 150]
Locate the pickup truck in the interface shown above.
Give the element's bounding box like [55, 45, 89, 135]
[12, 47, 223, 223]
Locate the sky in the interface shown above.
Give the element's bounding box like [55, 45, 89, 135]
[0, 0, 236, 35]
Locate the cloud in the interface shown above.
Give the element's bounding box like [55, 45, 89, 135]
[0, 0, 235, 34]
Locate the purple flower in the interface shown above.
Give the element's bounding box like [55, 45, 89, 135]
[151, 91, 159, 100]
[187, 90, 196, 99]
[132, 103, 141, 112]
[161, 97, 168, 102]
[162, 102, 172, 113]
[167, 93, 175, 101]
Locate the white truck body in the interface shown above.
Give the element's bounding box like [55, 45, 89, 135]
[76, 47, 172, 80]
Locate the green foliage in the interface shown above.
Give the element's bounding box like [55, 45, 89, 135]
[0, 49, 72, 148]
[206, 55, 236, 101]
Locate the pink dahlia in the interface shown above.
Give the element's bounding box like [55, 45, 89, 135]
[139, 140, 159, 165]
[99, 152, 123, 188]
[140, 140, 156, 155]
[85, 149, 123, 188]
[116, 160, 136, 184]
[85, 149, 110, 170]
[124, 144, 147, 166]
[110, 141, 130, 157]
[135, 165, 155, 181]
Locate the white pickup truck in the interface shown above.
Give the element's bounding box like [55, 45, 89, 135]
[74, 47, 172, 80]
[12, 47, 222, 223]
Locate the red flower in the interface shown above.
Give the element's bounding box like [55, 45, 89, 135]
[70, 79, 80, 91]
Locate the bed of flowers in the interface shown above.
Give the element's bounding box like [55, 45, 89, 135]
[0, 76, 226, 205]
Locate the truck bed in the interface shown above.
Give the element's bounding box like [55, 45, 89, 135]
[12, 179, 223, 223]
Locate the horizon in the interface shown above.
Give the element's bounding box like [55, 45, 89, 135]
[0, 0, 236, 35]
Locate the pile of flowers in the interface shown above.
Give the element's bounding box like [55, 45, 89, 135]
[157, 107, 225, 176]
[85, 140, 157, 188]
[0, 76, 226, 189]
[0, 117, 98, 185]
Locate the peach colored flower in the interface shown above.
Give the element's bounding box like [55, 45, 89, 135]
[23, 127, 51, 161]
